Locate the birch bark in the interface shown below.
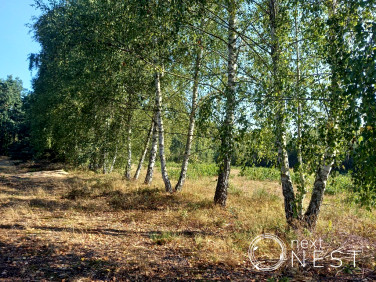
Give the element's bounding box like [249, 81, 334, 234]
[124, 113, 132, 180]
[175, 41, 203, 191]
[144, 118, 158, 184]
[102, 150, 108, 174]
[155, 72, 172, 192]
[304, 151, 336, 228]
[214, 0, 236, 206]
[269, 0, 297, 223]
[294, 10, 306, 218]
[304, 0, 339, 228]
[134, 120, 154, 180]
[109, 144, 118, 173]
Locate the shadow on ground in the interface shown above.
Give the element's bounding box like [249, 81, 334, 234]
[0, 239, 116, 280]
[0, 234, 270, 281]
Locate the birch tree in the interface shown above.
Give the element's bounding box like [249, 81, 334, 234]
[258, 0, 352, 228]
[134, 120, 154, 180]
[144, 118, 158, 184]
[214, 0, 238, 206]
[175, 18, 205, 191]
[154, 72, 173, 192]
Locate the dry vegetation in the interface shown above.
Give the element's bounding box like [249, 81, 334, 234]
[0, 157, 375, 281]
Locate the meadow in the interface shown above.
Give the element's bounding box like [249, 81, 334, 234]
[0, 158, 375, 280]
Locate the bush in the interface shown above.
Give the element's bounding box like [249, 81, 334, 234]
[238, 167, 280, 181]
[326, 173, 353, 195]
[189, 163, 218, 179]
[167, 162, 218, 180]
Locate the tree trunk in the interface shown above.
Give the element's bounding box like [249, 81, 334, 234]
[278, 130, 296, 224]
[294, 11, 306, 218]
[124, 113, 132, 180]
[144, 118, 158, 184]
[269, 0, 297, 224]
[304, 0, 339, 229]
[134, 120, 154, 180]
[109, 144, 118, 173]
[304, 152, 335, 228]
[102, 149, 108, 174]
[214, 0, 236, 206]
[155, 72, 172, 192]
[296, 101, 306, 218]
[175, 42, 203, 192]
[102, 119, 109, 174]
[89, 150, 99, 172]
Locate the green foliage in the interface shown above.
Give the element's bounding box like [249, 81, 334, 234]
[189, 163, 218, 178]
[0, 76, 25, 155]
[239, 167, 280, 181]
[168, 162, 218, 180]
[21, 0, 376, 221]
[343, 6, 376, 207]
[325, 173, 354, 195]
[239, 165, 353, 197]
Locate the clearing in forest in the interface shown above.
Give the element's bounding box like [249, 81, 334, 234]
[0, 157, 375, 281]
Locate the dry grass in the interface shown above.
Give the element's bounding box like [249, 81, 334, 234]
[0, 159, 375, 281]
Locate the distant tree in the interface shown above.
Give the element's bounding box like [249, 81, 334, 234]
[0, 76, 24, 155]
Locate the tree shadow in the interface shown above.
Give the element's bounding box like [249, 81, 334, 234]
[0, 176, 65, 195]
[0, 197, 75, 211]
[1, 225, 373, 280]
[0, 234, 261, 281]
[0, 224, 214, 238]
[104, 188, 214, 212]
[0, 240, 117, 280]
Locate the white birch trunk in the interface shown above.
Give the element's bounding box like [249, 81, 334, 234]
[134, 120, 154, 180]
[269, 0, 297, 223]
[175, 42, 203, 192]
[214, 0, 236, 206]
[109, 144, 118, 173]
[296, 101, 306, 217]
[304, 151, 336, 228]
[144, 118, 158, 184]
[277, 130, 296, 223]
[155, 72, 172, 192]
[304, 0, 339, 228]
[124, 113, 132, 180]
[294, 11, 306, 217]
[102, 149, 108, 174]
[102, 118, 110, 174]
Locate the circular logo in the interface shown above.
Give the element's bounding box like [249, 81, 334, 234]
[248, 234, 287, 271]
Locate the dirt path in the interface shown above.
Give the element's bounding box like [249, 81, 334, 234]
[0, 156, 69, 178]
[0, 156, 17, 174]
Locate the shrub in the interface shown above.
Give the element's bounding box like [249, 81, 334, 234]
[239, 167, 280, 181]
[326, 173, 353, 195]
[167, 162, 218, 180]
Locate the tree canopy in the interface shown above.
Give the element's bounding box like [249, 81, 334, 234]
[0, 0, 373, 229]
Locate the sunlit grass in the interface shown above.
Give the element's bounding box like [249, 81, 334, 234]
[0, 163, 374, 279]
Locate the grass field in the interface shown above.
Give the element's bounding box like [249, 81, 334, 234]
[0, 157, 375, 281]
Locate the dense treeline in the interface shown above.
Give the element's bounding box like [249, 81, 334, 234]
[0, 76, 32, 159]
[1, 0, 374, 229]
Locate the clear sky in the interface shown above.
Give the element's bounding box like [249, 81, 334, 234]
[0, 0, 41, 92]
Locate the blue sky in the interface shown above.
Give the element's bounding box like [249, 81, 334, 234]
[0, 0, 41, 91]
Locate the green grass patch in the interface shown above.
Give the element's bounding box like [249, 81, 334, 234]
[167, 162, 218, 180]
[238, 166, 280, 181]
[326, 173, 353, 195]
[149, 231, 178, 245]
